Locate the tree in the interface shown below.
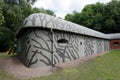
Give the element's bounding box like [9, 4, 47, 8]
[65, 0, 120, 33]
[32, 7, 56, 16]
[0, 1, 4, 26]
[3, 0, 56, 30]
[3, 0, 33, 30]
[65, 14, 74, 22]
[0, 27, 15, 51]
[65, 3, 106, 31]
[3, 4, 24, 30]
[104, 0, 120, 33]
[46, 9, 56, 16]
[104, 19, 115, 32]
[4, 0, 37, 5]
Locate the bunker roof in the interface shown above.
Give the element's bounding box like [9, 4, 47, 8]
[17, 13, 110, 39]
[107, 33, 120, 39]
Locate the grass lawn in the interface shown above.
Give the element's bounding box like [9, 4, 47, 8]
[0, 71, 20, 80]
[0, 50, 120, 80]
[29, 50, 120, 80]
[0, 52, 15, 58]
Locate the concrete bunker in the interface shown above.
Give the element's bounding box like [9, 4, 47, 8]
[16, 13, 111, 68]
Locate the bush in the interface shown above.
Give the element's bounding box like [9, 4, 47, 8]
[0, 27, 15, 51]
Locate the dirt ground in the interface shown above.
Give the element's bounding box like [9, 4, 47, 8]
[0, 51, 109, 80]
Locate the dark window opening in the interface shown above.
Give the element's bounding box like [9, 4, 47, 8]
[80, 42, 82, 45]
[57, 39, 68, 44]
[113, 42, 120, 46]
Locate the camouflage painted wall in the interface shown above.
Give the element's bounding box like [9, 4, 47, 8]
[18, 28, 109, 68]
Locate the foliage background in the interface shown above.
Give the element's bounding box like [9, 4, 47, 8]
[65, 0, 120, 33]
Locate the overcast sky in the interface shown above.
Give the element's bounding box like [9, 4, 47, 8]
[33, 0, 111, 18]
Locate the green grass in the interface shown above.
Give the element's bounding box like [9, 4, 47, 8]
[0, 52, 16, 58]
[0, 71, 20, 80]
[0, 50, 120, 80]
[29, 50, 120, 80]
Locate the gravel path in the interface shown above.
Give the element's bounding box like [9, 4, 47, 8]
[0, 57, 52, 80]
[0, 51, 109, 80]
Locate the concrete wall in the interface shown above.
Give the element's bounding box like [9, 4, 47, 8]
[18, 29, 52, 68]
[18, 28, 110, 68]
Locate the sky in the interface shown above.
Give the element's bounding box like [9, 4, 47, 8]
[33, 0, 111, 18]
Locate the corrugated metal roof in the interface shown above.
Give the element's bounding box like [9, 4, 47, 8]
[107, 33, 120, 39]
[17, 13, 111, 39]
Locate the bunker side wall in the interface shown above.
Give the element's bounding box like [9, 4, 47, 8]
[18, 28, 110, 68]
[53, 31, 110, 64]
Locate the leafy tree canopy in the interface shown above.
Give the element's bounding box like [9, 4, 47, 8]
[0, 1, 4, 26]
[65, 0, 120, 33]
[0, 27, 15, 51]
[2, 0, 55, 30]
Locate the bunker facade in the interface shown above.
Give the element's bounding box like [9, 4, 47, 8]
[16, 13, 117, 68]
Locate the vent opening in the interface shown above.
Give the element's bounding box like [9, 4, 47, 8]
[113, 42, 120, 46]
[57, 39, 68, 44]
